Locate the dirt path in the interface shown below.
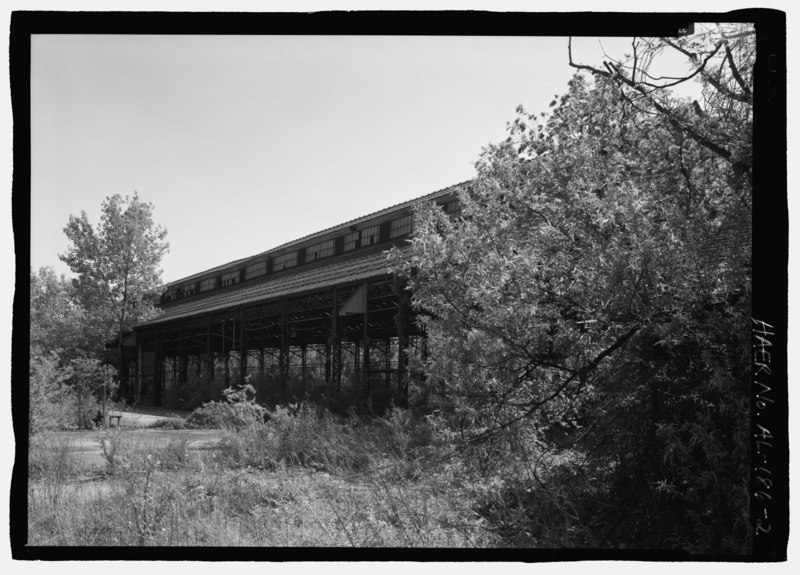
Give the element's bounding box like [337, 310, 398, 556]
[105, 406, 190, 428]
[36, 406, 228, 467]
[52, 429, 226, 467]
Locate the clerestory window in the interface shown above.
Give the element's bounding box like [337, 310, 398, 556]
[444, 199, 462, 219]
[361, 225, 380, 246]
[273, 251, 297, 271]
[343, 231, 359, 252]
[306, 240, 335, 262]
[390, 214, 413, 238]
[245, 261, 267, 280]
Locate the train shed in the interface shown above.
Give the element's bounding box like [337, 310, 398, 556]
[128, 183, 464, 408]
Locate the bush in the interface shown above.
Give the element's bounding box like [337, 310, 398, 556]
[163, 374, 225, 411]
[199, 383, 424, 473]
[30, 350, 114, 432]
[193, 382, 268, 430]
[98, 426, 134, 474]
[68, 354, 111, 430]
[149, 416, 187, 430]
[267, 402, 369, 471]
[250, 372, 336, 409]
[29, 350, 75, 434]
[29, 432, 81, 485]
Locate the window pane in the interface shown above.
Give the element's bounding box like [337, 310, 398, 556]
[246, 261, 267, 280]
[390, 214, 413, 238]
[200, 278, 216, 292]
[361, 225, 380, 246]
[178, 283, 196, 298]
[306, 239, 335, 262]
[344, 231, 359, 252]
[274, 251, 297, 271]
[444, 199, 462, 218]
[222, 271, 239, 287]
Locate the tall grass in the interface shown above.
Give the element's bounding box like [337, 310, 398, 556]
[28, 380, 744, 550]
[27, 400, 503, 547]
[30, 381, 609, 548]
[29, 433, 81, 508]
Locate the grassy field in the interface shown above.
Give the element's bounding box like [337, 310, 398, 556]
[27, 404, 508, 547]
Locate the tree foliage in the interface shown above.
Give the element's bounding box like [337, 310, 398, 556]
[29, 350, 74, 435]
[30, 193, 168, 433]
[59, 192, 168, 392]
[30, 266, 88, 361]
[394, 24, 752, 552]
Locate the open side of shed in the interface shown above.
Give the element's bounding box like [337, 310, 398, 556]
[127, 183, 465, 409]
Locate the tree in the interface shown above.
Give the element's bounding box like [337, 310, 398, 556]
[30, 266, 88, 361]
[60, 192, 169, 399]
[568, 24, 754, 181]
[29, 349, 74, 435]
[394, 24, 752, 551]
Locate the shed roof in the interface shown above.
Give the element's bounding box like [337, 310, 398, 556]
[165, 181, 466, 287]
[138, 247, 407, 328]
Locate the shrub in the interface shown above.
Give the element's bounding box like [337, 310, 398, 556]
[29, 350, 114, 432]
[149, 416, 187, 430]
[68, 354, 110, 429]
[154, 434, 192, 470]
[250, 372, 333, 409]
[266, 402, 366, 471]
[29, 350, 75, 434]
[98, 426, 135, 474]
[163, 374, 225, 411]
[112, 448, 175, 545]
[201, 386, 376, 473]
[28, 433, 81, 486]
[193, 382, 268, 430]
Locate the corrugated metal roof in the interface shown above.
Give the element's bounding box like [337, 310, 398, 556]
[139, 247, 407, 328]
[165, 181, 468, 287]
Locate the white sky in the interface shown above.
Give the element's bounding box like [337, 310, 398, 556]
[30, 33, 700, 284]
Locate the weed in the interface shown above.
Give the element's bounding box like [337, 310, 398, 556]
[149, 416, 187, 430]
[156, 433, 192, 470]
[28, 433, 80, 506]
[97, 426, 133, 474]
[27, 399, 503, 548]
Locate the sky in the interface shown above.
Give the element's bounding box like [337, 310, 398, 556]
[29, 32, 700, 285]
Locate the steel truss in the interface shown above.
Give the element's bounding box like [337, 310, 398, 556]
[132, 277, 423, 409]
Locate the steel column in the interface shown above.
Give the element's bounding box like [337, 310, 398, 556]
[223, 317, 229, 386]
[362, 296, 370, 396]
[239, 311, 246, 384]
[179, 320, 187, 384]
[280, 298, 288, 389]
[206, 314, 214, 380]
[396, 294, 409, 406]
[332, 286, 342, 390]
[385, 337, 391, 392]
[301, 344, 307, 386]
[154, 326, 162, 406]
[136, 338, 143, 404]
